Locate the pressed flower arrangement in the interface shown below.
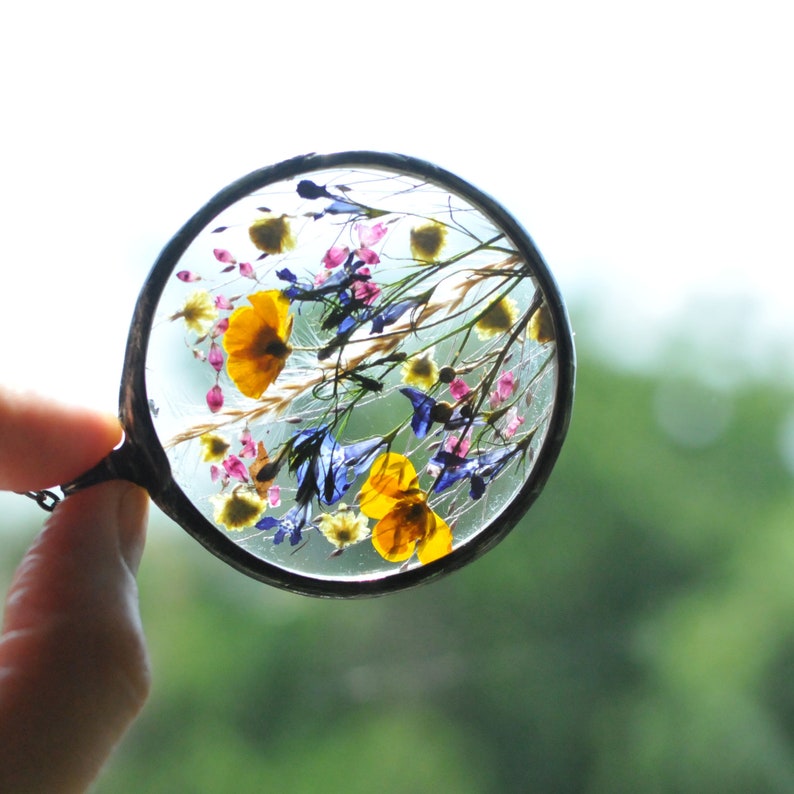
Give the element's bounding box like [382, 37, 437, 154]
[53, 152, 574, 597]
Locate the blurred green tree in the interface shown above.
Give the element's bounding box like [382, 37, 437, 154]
[4, 349, 794, 793]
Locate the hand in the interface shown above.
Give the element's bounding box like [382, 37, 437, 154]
[0, 388, 150, 793]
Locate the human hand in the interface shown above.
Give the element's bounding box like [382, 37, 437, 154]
[0, 388, 150, 793]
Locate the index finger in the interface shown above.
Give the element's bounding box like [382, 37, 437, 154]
[0, 387, 122, 493]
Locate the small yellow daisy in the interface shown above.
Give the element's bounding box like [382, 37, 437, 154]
[317, 503, 370, 550]
[528, 305, 554, 344]
[248, 213, 297, 254]
[401, 348, 440, 390]
[173, 290, 218, 335]
[410, 220, 447, 262]
[199, 432, 230, 463]
[211, 489, 267, 531]
[475, 296, 519, 340]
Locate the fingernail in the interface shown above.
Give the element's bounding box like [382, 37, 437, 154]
[115, 482, 149, 575]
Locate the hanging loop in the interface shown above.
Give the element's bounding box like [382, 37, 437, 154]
[19, 489, 61, 512]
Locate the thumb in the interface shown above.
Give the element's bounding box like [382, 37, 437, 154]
[0, 481, 150, 793]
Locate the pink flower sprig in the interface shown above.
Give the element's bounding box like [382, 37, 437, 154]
[489, 370, 516, 409]
[207, 384, 224, 413]
[449, 378, 471, 401]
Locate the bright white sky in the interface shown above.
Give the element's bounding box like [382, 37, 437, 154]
[3, 0, 792, 410]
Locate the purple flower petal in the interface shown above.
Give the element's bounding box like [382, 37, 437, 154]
[355, 221, 388, 247]
[323, 246, 350, 268]
[208, 342, 224, 372]
[356, 247, 380, 265]
[449, 378, 471, 400]
[222, 454, 249, 481]
[207, 384, 224, 413]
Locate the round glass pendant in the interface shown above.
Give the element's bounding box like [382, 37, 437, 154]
[63, 152, 575, 597]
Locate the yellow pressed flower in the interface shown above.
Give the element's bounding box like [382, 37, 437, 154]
[173, 290, 218, 335]
[199, 432, 230, 462]
[248, 213, 297, 254]
[211, 488, 267, 531]
[410, 220, 447, 262]
[222, 290, 294, 399]
[400, 348, 439, 389]
[317, 503, 370, 550]
[359, 453, 452, 565]
[475, 296, 519, 340]
[528, 304, 554, 344]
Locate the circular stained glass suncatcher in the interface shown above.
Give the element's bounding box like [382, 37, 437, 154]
[62, 152, 575, 597]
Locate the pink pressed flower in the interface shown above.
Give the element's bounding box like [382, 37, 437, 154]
[449, 378, 471, 400]
[444, 433, 471, 457]
[210, 464, 222, 483]
[239, 262, 255, 278]
[177, 270, 201, 282]
[323, 246, 350, 268]
[211, 318, 229, 337]
[352, 279, 381, 306]
[496, 370, 516, 401]
[207, 384, 224, 413]
[504, 407, 525, 439]
[215, 295, 234, 310]
[214, 248, 236, 264]
[222, 454, 249, 482]
[489, 370, 516, 408]
[356, 221, 388, 247]
[239, 429, 256, 458]
[314, 268, 332, 287]
[208, 342, 224, 372]
[356, 247, 380, 265]
[267, 484, 281, 508]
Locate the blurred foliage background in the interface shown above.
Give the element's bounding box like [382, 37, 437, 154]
[3, 304, 794, 794]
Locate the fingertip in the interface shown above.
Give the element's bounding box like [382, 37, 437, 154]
[0, 388, 123, 492]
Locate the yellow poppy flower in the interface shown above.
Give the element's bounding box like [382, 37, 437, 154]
[317, 503, 371, 550]
[410, 220, 447, 262]
[475, 296, 518, 340]
[528, 304, 554, 343]
[400, 348, 439, 390]
[211, 489, 267, 531]
[359, 453, 452, 565]
[199, 432, 230, 462]
[222, 290, 294, 399]
[248, 214, 297, 254]
[173, 289, 218, 335]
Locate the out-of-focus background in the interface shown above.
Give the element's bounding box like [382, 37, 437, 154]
[2, 2, 794, 791]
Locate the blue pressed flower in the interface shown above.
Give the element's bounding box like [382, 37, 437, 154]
[469, 475, 487, 500]
[342, 435, 386, 472]
[370, 288, 433, 334]
[296, 179, 335, 200]
[256, 503, 312, 546]
[293, 427, 385, 505]
[276, 267, 297, 283]
[285, 256, 368, 312]
[399, 388, 471, 439]
[371, 297, 422, 334]
[325, 199, 363, 215]
[428, 444, 522, 500]
[469, 445, 522, 500]
[400, 387, 435, 437]
[428, 450, 477, 493]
